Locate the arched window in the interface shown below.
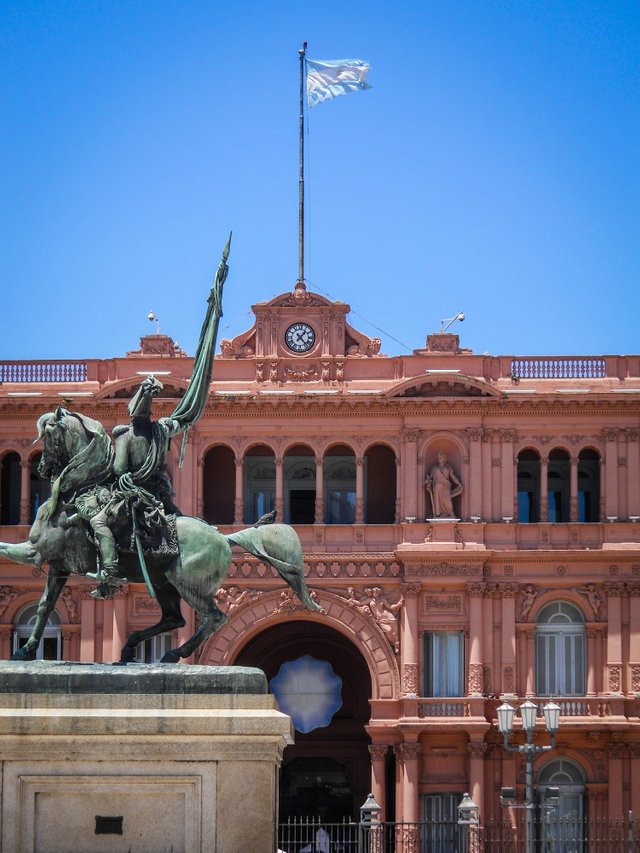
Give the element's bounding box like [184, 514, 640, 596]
[13, 604, 62, 660]
[517, 449, 540, 523]
[323, 445, 356, 524]
[365, 444, 396, 523]
[203, 445, 235, 524]
[0, 452, 21, 525]
[30, 452, 51, 523]
[537, 758, 586, 851]
[578, 449, 600, 522]
[548, 448, 570, 522]
[536, 602, 585, 696]
[244, 445, 275, 524]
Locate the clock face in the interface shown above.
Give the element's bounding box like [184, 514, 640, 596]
[285, 322, 316, 353]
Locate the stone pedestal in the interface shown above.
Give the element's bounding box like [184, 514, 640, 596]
[0, 662, 293, 853]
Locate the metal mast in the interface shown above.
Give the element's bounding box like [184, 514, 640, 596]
[298, 41, 307, 285]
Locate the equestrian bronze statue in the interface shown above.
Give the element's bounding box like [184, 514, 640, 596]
[0, 236, 320, 663]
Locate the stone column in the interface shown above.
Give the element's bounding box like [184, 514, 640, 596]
[400, 583, 420, 696]
[500, 431, 515, 519]
[395, 458, 402, 523]
[314, 456, 324, 523]
[467, 741, 487, 819]
[19, 459, 30, 525]
[79, 591, 95, 663]
[355, 456, 364, 523]
[234, 457, 244, 524]
[606, 743, 625, 818]
[467, 583, 485, 695]
[0, 625, 12, 661]
[481, 431, 493, 520]
[605, 582, 624, 693]
[540, 456, 549, 522]
[195, 452, 204, 520]
[398, 741, 421, 823]
[112, 588, 128, 662]
[501, 585, 518, 694]
[569, 456, 579, 522]
[525, 629, 535, 696]
[586, 629, 597, 695]
[599, 457, 606, 522]
[102, 599, 114, 663]
[402, 429, 420, 521]
[515, 627, 526, 695]
[368, 744, 389, 821]
[466, 430, 483, 519]
[275, 456, 284, 522]
[627, 430, 640, 517]
[603, 429, 619, 519]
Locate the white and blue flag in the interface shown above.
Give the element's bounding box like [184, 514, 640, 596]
[306, 58, 371, 108]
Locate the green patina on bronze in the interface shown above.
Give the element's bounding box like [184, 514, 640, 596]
[0, 237, 320, 665]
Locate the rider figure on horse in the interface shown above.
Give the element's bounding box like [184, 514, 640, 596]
[85, 375, 183, 598]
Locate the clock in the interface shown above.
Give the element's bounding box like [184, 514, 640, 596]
[285, 322, 316, 353]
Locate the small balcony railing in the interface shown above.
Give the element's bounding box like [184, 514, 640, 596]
[0, 360, 88, 383]
[511, 357, 607, 379]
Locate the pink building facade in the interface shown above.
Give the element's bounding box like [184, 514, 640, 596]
[1, 281, 639, 827]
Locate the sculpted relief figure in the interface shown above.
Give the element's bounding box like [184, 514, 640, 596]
[347, 586, 403, 652]
[425, 450, 463, 518]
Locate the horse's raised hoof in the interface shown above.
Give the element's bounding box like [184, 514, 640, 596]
[11, 648, 36, 662]
[160, 650, 182, 664]
[118, 647, 136, 664]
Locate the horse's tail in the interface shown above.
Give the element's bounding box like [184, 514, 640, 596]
[226, 524, 321, 611]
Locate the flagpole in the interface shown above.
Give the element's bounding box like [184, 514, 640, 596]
[298, 41, 307, 285]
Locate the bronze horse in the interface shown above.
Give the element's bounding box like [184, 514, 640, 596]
[0, 408, 320, 663]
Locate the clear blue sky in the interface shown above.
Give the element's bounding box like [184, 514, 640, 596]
[1, 1, 638, 360]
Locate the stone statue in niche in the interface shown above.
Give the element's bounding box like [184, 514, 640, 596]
[425, 450, 463, 518]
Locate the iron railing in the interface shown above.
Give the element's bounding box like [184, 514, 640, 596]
[278, 813, 640, 852]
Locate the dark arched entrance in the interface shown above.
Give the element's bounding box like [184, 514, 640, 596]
[234, 620, 372, 821]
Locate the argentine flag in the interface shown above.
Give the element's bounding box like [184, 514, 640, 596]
[306, 58, 371, 108]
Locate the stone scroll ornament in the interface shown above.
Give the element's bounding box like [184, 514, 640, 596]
[0, 235, 321, 665]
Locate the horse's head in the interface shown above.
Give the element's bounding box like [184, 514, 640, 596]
[35, 407, 91, 480]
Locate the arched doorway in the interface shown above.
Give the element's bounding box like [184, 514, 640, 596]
[284, 444, 316, 524]
[243, 444, 275, 524]
[365, 444, 396, 523]
[517, 449, 541, 523]
[234, 621, 372, 821]
[537, 758, 586, 851]
[0, 451, 21, 525]
[202, 445, 235, 524]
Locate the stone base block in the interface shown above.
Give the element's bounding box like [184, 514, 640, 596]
[0, 662, 293, 853]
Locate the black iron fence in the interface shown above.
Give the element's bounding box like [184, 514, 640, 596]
[278, 813, 640, 853]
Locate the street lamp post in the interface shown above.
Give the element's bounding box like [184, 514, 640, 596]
[497, 698, 561, 853]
